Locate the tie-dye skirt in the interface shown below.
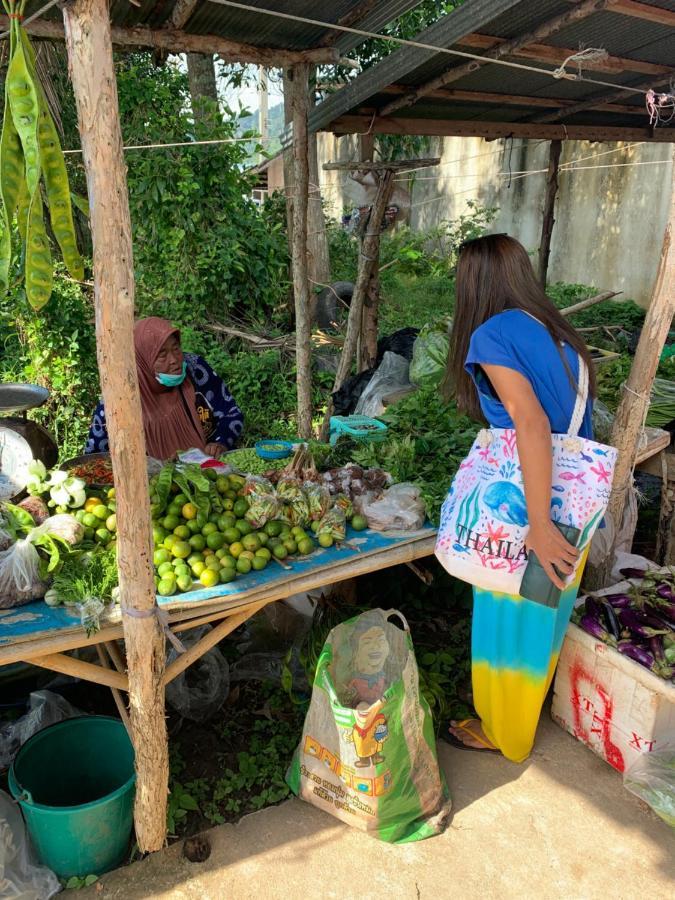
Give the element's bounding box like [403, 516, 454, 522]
[471, 568, 584, 763]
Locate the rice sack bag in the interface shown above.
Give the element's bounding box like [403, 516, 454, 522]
[287, 608, 451, 842]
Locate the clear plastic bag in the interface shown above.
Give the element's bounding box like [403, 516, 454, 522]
[624, 749, 675, 827]
[0, 538, 46, 610]
[355, 352, 412, 418]
[409, 322, 450, 388]
[0, 789, 60, 899]
[165, 625, 230, 722]
[360, 483, 426, 532]
[0, 690, 81, 769]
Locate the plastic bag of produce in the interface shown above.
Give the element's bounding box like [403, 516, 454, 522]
[287, 608, 451, 842]
[409, 321, 450, 388]
[165, 625, 230, 722]
[0, 539, 46, 610]
[304, 482, 331, 521]
[244, 476, 279, 529]
[317, 508, 346, 542]
[361, 483, 425, 532]
[0, 789, 60, 899]
[355, 352, 413, 418]
[624, 749, 675, 827]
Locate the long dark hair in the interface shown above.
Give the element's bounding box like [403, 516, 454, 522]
[442, 234, 596, 420]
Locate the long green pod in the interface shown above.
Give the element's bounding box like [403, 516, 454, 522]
[0, 21, 24, 286]
[16, 174, 29, 241]
[25, 189, 53, 310]
[20, 26, 83, 281]
[6, 31, 40, 198]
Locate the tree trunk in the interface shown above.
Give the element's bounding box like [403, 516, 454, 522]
[186, 52, 218, 124]
[282, 69, 294, 247]
[321, 169, 394, 438]
[63, 0, 168, 853]
[290, 63, 313, 439]
[307, 68, 330, 320]
[360, 270, 380, 371]
[538, 139, 562, 285]
[586, 148, 675, 589]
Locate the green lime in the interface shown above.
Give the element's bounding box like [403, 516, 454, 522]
[251, 556, 267, 571]
[182, 503, 198, 520]
[311, 520, 320, 534]
[162, 514, 180, 532]
[201, 522, 218, 537]
[92, 504, 109, 521]
[242, 533, 260, 552]
[174, 565, 191, 579]
[206, 532, 226, 551]
[236, 519, 253, 536]
[191, 561, 206, 578]
[224, 527, 242, 544]
[195, 513, 208, 530]
[173, 525, 190, 540]
[176, 574, 193, 592]
[218, 514, 236, 532]
[318, 533, 334, 548]
[229, 542, 243, 559]
[255, 547, 272, 561]
[95, 527, 111, 544]
[206, 559, 221, 572]
[189, 534, 206, 552]
[153, 548, 171, 567]
[216, 476, 230, 495]
[264, 521, 282, 537]
[208, 513, 221, 525]
[222, 498, 234, 511]
[157, 578, 176, 596]
[167, 502, 183, 519]
[173, 493, 188, 506]
[273, 544, 288, 560]
[153, 526, 167, 544]
[186, 519, 202, 534]
[351, 515, 367, 531]
[157, 562, 174, 578]
[171, 540, 191, 560]
[233, 499, 249, 518]
[215, 548, 227, 560]
[298, 538, 315, 556]
[284, 539, 298, 555]
[220, 554, 237, 570]
[187, 553, 204, 567]
[257, 531, 269, 547]
[219, 567, 237, 584]
[236, 557, 252, 575]
[199, 569, 219, 588]
[83, 512, 98, 529]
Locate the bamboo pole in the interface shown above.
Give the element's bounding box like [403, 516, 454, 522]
[27, 652, 128, 690]
[560, 290, 620, 317]
[538, 139, 562, 286]
[321, 169, 394, 438]
[63, 0, 168, 852]
[97, 645, 132, 734]
[290, 63, 314, 439]
[587, 149, 675, 588]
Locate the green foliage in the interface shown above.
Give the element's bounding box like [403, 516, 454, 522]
[0, 271, 98, 459]
[64, 875, 98, 890]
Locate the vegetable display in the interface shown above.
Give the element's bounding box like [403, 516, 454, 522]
[0, 1, 83, 308]
[573, 568, 675, 681]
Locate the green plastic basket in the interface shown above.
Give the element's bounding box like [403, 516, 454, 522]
[329, 415, 388, 446]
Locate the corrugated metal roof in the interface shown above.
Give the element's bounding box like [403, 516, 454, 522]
[27, 0, 424, 53]
[310, 0, 675, 141]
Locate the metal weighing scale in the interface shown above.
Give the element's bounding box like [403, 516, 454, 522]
[0, 383, 58, 502]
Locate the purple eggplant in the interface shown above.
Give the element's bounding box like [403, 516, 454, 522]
[656, 583, 675, 602]
[585, 597, 603, 618]
[618, 608, 669, 639]
[603, 592, 633, 609]
[579, 614, 614, 644]
[599, 600, 622, 640]
[618, 641, 655, 668]
[644, 605, 675, 631]
[620, 567, 648, 580]
[650, 635, 666, 663]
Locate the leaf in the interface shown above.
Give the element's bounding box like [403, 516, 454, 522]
[155, 464, 174, 512]
[84, 875, 98, 886]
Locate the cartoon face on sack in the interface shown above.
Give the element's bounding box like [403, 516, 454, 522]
[353, 626, 389, 675]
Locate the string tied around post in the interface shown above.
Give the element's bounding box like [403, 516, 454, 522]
[121, 605, 186, 654]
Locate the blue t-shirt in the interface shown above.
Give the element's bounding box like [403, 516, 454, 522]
[465, 310, 593, 439]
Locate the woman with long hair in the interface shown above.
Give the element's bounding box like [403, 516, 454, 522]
[441, 234, 595, 762]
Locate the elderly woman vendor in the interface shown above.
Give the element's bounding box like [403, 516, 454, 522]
[85, 317, 243, 461]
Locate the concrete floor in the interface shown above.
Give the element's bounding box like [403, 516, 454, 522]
[71, 714, 674, 900]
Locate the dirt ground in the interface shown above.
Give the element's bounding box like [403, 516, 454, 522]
[68, 712, 673, 900]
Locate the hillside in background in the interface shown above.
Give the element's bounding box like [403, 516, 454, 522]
[238, 101, 285, 160]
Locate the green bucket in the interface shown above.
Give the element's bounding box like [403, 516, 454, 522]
[9, 716, 136, 879]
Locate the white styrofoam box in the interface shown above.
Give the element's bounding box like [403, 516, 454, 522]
[552, 622, 675, 774]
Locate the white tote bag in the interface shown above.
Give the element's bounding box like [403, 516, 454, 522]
[435, 359, 618, 595]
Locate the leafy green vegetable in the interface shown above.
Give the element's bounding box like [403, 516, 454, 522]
[50, 548, 118, 607]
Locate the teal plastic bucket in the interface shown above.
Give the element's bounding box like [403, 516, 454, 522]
[9, 716, 136, 878]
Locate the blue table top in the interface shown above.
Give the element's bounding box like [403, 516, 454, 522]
[0, 525, 436, 653]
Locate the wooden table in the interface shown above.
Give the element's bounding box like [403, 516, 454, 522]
[0, 527, 437, 728]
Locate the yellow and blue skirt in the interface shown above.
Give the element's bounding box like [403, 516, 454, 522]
[471, 571, 582, 763]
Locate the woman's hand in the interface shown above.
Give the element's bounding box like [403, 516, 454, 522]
[525, 519, 579, 590]
[205, 442, 226, 459]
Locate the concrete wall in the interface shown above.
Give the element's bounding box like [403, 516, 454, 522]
[314, 133, 673, 307]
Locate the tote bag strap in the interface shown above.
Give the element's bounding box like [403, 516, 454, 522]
[569, 355, 589, 437]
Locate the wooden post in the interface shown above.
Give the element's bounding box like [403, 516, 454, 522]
[359, 137, 379, 372]
[538, 139, 562, 286]
[307, 66, 331, 319]
[63, 0, 168, 852]
[290, 63, 313, 439]
[321, 169, 394, 437]
[587, 149, 675, 588]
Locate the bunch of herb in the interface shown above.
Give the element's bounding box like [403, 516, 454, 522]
[50, 548, 118, 607]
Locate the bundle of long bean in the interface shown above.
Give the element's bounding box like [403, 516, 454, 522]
[0, 0, 83, 308]
[647, 377, 675, 428]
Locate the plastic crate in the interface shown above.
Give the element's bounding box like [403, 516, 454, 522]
[329, 415, 388, 446]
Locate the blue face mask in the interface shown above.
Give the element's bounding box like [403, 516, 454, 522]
[156, 361, 187, 387]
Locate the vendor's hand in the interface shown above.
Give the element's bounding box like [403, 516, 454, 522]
[525, 520, 579, 591]
[205, 442, 226, 459]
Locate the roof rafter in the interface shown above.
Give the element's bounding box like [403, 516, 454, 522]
[170, 0, 200, 30]
[380, 0, 620, 117]
[327, 112, 675, 142]
[598, 0, 675, 26]
[458, 32, 673, 77]
[0, 14, 340, 65]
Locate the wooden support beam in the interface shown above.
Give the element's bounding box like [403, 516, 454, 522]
[320, 0, 379, 47]
[163, 601, 268, 686]
[381, 84, 647, 117]
[458, 32, 673, 77]
[63, 0, 168, 854]
[170, 0, 200, 28]
[289, 63, 313, 440]
[560, 290, 621, 316]
[588, 147, 675, 588]
[532, 75, 672, 124]
[538, 140, 562, 286]
[0, 15, 340, 66]
[97, 645, 132, 734]
[327, 114, 675, 143]
[380, 0, 619, 117]
[606, 0, 675, 26]
[26, 652, 129, 691]
[321, 169, 394, 438]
